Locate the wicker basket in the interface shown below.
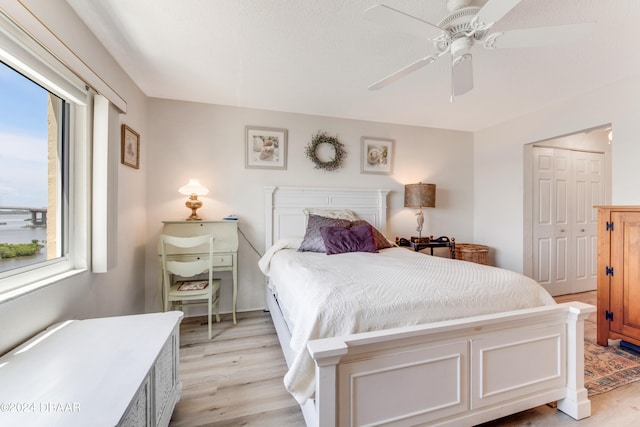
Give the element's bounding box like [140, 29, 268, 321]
[455, 243, 490, 265]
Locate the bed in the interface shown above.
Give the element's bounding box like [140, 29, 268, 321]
[261, 186, 594, 427]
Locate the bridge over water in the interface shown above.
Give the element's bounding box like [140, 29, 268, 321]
[0, 206, 47, 227]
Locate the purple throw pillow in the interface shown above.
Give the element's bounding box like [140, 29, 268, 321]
[298, 214, 352, 252]
[350, 220, 393, 250]
[319, 224, 379, 255]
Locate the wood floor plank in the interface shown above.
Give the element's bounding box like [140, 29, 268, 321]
[170, 311, 304, 427]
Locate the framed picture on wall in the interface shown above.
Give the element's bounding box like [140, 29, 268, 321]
[121, 124, 140, 169]
[245, 126, 288, 170]
[361, 137, 394, 175]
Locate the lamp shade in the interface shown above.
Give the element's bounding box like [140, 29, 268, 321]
[404, 183, 436, 208]
[178, 179, 209, 196]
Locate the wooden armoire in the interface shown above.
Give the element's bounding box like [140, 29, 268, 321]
[596, 206, 640, 346]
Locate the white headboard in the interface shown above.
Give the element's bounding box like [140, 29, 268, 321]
[264, 186, 390, 250]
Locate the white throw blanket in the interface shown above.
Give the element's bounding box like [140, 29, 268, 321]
[259, 240, 555, 404]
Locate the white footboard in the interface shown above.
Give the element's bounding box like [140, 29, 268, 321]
[307, 302, 594, 427]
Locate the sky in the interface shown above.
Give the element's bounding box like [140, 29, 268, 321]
[0, 61, 49, 208]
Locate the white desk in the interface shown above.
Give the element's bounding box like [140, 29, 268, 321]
[0, 312, 183, 427]
[160, 220, 239, 323]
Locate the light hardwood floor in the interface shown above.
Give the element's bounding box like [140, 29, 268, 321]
[169, 291, 640, 426]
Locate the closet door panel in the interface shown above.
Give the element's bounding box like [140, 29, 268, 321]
[533, 147, 604, 295]
[571, 151, 603, 293]
[554, 150, 571, 294]
[533, 148, 556, 292]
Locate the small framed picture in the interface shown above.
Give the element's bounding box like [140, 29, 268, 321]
[121, 124, 140, 169]
[245, 126, 287, 170]
[361, 137, 394, 175]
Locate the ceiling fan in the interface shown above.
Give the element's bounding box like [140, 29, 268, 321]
[364, 0, 595, 98]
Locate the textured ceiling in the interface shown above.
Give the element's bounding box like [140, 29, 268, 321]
[66, 0, 640, 132]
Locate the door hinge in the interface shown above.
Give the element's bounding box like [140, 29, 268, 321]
[605, 311, 614, 321]
[606, 221, 614, 231]
[606, 266, 614, 276]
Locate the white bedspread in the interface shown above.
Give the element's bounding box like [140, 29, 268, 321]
[259, 240, 555, 404]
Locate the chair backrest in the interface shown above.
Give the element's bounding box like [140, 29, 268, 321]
[160, 234, 215, 278]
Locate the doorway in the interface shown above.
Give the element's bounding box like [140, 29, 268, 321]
[523, 126, 612, 296]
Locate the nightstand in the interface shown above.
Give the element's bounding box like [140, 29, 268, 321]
[396, 235, 456, 258]
[159, 220, 239, 323]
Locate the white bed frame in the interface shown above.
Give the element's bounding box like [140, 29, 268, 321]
[264, 186, 595, 427]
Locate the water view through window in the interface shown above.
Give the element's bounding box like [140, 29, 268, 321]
[0, 61, 58, 273]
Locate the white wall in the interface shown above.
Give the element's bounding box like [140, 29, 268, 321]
[474, 74, 640, 273]
[144, 99, 475, 313]
[0, 0, 149, 355]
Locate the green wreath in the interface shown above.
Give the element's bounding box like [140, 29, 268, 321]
[305, 131, 346, 171]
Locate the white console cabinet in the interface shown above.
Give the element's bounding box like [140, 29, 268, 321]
[0, 311, 183, 427]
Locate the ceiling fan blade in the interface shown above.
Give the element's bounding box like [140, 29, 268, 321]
[452, 54, 473, 97]
[363, 4, 444, 39]
[475, 0, 523, 27]
[485, 23, 597, 49]
[368, 55, 438, 90]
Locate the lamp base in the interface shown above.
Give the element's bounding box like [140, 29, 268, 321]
[185, 196, 203, 221]
[414, 208, 425, 241]
[185, 212, 202, 221]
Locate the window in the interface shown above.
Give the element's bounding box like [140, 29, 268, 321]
[0, 12, 91, 296]
[0, 61, 68, 275]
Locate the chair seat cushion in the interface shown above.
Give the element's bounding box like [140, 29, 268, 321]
[176, 280, 208, 291]
[168, 279, 221, 298]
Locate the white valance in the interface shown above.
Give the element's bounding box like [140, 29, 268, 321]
[0, 4, 127, 113]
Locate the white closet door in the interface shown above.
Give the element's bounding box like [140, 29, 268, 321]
[533, 147, 604, 295]
[571, 151, 603, 293]
[533, 147, 570, 295]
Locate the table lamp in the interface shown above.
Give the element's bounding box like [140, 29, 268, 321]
[178, 179, 209, 221]
[404, 183, 436, 241]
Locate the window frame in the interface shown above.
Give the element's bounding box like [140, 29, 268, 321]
[0, 12, 91, 299]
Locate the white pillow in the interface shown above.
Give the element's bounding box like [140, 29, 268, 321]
[302, 208, 359, 221]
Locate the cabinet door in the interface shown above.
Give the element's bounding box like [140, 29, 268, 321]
[610, 211, 640, 342]
[120, 376, 150, 427]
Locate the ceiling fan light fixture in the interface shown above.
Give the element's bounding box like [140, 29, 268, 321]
[450, 37, 472, 57]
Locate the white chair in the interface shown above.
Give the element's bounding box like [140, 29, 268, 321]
[160, 234, 221, 339]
